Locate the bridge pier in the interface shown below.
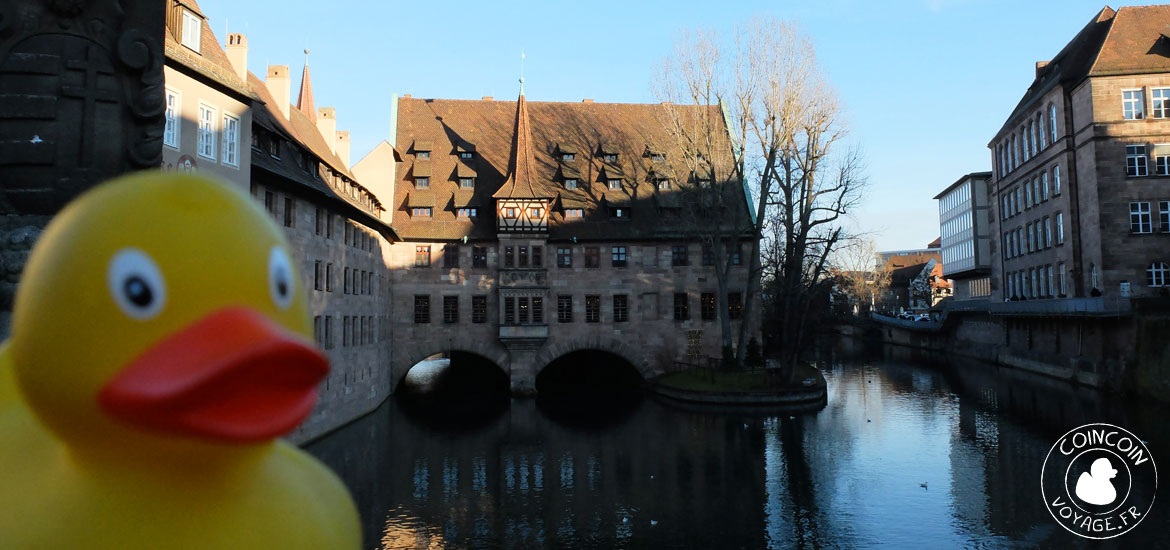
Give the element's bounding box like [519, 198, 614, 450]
[505, 343, 541, 397]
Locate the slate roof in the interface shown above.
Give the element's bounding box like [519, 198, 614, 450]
[996, 5, 1170, 138]
[394, 96, 747, 241]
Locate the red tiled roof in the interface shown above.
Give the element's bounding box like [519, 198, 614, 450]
[493, 93, 542, 199]
[296, 61, 317, 124]
[163, 0, 251, 99]
[394, 96, 745, 241]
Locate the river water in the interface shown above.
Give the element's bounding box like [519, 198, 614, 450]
[306, 340, 1170, 549]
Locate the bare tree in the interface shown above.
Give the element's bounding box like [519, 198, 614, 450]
[656, 18, 864, 375]
[831, 238, 890, 316]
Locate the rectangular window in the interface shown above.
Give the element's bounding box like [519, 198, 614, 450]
[343, 267, 350, 294]
[414, 295, 430, 324]
[728, 292, 743, 319]
[608, 179, 622, 190]
[610, 207, 628, 219]
[443, 296, 458, 324]
[283, 197, 295, 228]
[518, 246, 529, 267]
[443, 245, 459, 268]
[1123, 89, 1145, 120]
[673, 293, 689, 320]
[562, 153, 575, 161]
[472, 295, 487, 323]
[459, 177, 475, 189]
[565, 208, 584, 219]
[533, 246, 543, 267]
[585, 295, 600, 323]
[181, 10, 201, 52]
[164, 89, 180, 148]
[564, 178, 578, 190]
[1041, 172, 1049, 201]
[585, 246, 599, 268]
[657, 179, 671, 190]
[1049, 104, 1058, 143]
[611, 246, 627, 267]
[314, 261, 322, 290]
[532, 297, 543, 324]
[1027, 223, 1035, 252]
[1025, 182, 1033, 208]
[264, 190, 275, 216]
[415, 177, 429, 189]
[1053, 165, 1061, 195]
[1056, 212, 1065, 244]
[197, 104, 216, 160]
[1131, 202, 1152, 233]
[221, 113, 239, 167]
[504, 246, 514, 267]
[1047, 266, 1054, 297]
[1058, 262, 1066, 295]
[613, 294, 628, 322]
[326, 214, 333, 239]
[702, 245, 715, 266]
[415, 245, 431, 267]
[325, 262, 333, 291]
[1038, 113, 1046, 149]
[342, 316, 349, 347]
[672, 245, 689, 266]
[1127, 145, 1148, 176]
[557, 247, 571, 268]
[472, 246, 487, 268]
[1160, 201, 1170, 232]
[411, 207, 432, 217]
[1154, 88, 1170, 118]
[1044, 217, 1052, 248]
[315, 208, 323, 236]
[700, 292, 716, 320]
[457, 208, 478, 219]
[504, 297, 515, 325]
[557, 295, 573, 323]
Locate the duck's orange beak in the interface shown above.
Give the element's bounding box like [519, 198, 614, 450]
[98, 307, 328, 443]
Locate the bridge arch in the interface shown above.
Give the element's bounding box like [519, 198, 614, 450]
[532, 336, 661, 382]
[391, 337, 511, 392]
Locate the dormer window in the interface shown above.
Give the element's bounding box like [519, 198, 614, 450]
[608, 179, 622, 190]
[411, 207, 432, 217]
[417, 151, 430, 159]
[603, 154, 617, 163]
[562, 153, 575, 161]
[697, 179, 711, 188]
[610, 207, 628, 218]
[181, 10, 201, 53]
[600, 144, 619, 163]
[565, 208, 584, 218]
[413, 140, 433, 158]
[459, 177, 474, 189]
[415, 177, 429, 189]
[460, 152, 473, 160]
[651, 153, 666, 161]
[657, 179, 671, 190]
[564, 178, 578, 190]
[457, 208, 478, 219]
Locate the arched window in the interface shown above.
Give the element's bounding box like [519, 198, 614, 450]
[1149, 262, 1169, 287]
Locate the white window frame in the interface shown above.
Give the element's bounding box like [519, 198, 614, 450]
[1044, 217, 1052, 248]
[1123, 89, 1145, 120]
[1126, 145, 1148, 177]
[1130, 201, 1152, 234]
[221, 112, 239, 167]
[1150, 262, 1170, 287]
[1038, 113, 1046, 149]
[608, 179, 622, 190]
[1155, 144, 1170, 176]
[1160, 201, 1170, 232]
[460, 177, 475, 189]
[564, 178, 578, 190]
[565, 208, 583, 219]
[1058, 262, 1066, 295]
[197, 103, 216, 160]
[1052, 165, 1061, 195]
[181, 10, 201, 53]
[1056, 212, 1065, 244]
[1153, 88, 1170, 118]
[1049, 104, 1058, 143]
[1041, 172, 1049, 201]
[164, 88, 180, 149]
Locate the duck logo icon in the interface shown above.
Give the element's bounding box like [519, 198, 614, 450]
[1041, 423, 1157, 539]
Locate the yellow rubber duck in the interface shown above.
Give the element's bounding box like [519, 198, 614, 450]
[0, 172, 360, 549]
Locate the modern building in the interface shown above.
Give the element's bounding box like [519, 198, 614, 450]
[388, 92, 756, 394]
[934, 171, 992, 300]
[162, 0, 252, 185]
[988, 5, 1170, 302]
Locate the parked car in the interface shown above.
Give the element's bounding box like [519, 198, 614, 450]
[915, 314, 933, 322]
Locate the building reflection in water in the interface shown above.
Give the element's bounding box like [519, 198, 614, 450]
[307, 338, 1169, 549]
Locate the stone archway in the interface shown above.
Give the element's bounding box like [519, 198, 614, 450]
[391, 336, 510, 393]
[532, 336, 660, 383]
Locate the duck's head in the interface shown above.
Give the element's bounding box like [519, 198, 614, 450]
[10, 172, 327, 457]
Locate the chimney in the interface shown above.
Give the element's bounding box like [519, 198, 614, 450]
[265, 65, 290, 120]
[582, 98, 594, 103]
[1036, 60, 1050, 77]
[335, 131, 350, 168]
[482, 96, 493, 101]
[317, 107, 337, 154]
[402, 94, 411, 99]
[225, 34, 248, 82]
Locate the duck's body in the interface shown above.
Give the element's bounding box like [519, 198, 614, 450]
[0, 173, 359, 549]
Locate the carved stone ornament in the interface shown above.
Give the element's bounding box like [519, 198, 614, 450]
[0, 0, 163, 214]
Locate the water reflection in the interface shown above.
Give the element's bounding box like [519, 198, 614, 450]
[307, 339, 1170, 549]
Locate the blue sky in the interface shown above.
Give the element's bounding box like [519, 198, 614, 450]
[198, 0, 1146, 251]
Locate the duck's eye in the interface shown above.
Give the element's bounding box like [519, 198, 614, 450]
[268, 246, 294, 310]
[108, 248, 167, 320]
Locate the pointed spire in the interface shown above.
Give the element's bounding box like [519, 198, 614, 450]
[494, 80, 542, 198]
[296, 49, 316, 123]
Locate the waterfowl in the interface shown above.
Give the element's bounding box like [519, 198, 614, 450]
[1075, 457, 1119, 506]
[0, 173, 360, 549]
